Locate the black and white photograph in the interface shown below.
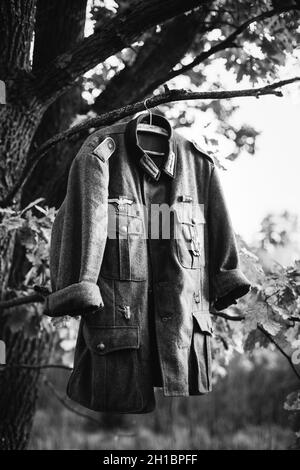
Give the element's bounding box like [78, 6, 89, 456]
[0, 0, 300, 455]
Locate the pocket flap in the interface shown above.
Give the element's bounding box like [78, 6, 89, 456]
[173, 204, 205, 225]
[83, 324, 140, 354]
[107, 211, 144, 237]
[193, 311, 213, 334]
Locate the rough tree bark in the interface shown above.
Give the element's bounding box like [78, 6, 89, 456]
[0, 323, 54, 449]
[22, 0, 87, 207]
[32, 0, 209, 105]
[0, 0, 87, 450]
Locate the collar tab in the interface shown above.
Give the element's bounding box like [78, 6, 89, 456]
[139, 153, 161, 180]
[163, 149, 176, 178]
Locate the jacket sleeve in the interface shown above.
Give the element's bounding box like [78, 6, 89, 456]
[44, 134, 109, 317]
[207, 165, 251, 311]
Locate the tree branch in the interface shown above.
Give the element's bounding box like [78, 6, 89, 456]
[258, 325, 300, 381]
[289, 317, 300, 323]
[149, 6, 298, 88]
[2, 76, 298, 207]
[212, 311, 245, 321]
[0, 293, 44, 309]
[93, 12, 203, 114]
[32, 0, 207, 105]
[32, 0, 87, 71]
[213, 312, 300, 381]
[0, 363, 72, 372]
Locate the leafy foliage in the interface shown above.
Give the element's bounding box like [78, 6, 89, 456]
[0, 200, 55, 337]
[0, 199, 55, 288]
[0, 201, 80, 359]
[285, 390, 300, 411]
[207, 211, 300, 445]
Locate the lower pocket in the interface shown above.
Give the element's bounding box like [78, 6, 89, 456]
[190, 311, 213, 394]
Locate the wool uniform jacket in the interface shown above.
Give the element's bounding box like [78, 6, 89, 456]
[45, 112, 251, 413]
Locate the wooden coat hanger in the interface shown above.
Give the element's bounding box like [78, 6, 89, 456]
[137, 99, 169, 156]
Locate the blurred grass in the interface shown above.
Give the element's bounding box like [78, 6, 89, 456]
[29, 350, 299, 450]
[30, 407, 293, 450]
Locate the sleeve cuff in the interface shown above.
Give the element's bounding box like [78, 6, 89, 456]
[213, 269, 251, 311]
[44, 281, 103, 317]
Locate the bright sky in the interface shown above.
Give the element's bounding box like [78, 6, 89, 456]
[221, 89, 300, 244]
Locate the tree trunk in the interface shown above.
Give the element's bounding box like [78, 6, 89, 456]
[0, 0, 87, 450]
[0, 327, 53, 450]
[21, 87, 84, 207]
[0, 103, 42, 202]
[22, 0, 88, 207]
[0, 104, 48, 449]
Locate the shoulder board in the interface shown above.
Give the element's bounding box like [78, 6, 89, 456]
[191, 140, 214, 164]
[92, 136, 116, 162]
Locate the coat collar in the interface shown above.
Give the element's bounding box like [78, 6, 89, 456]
[125, 112, 176, 180]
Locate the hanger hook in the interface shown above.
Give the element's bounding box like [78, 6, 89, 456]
[143, 97, 152, 126]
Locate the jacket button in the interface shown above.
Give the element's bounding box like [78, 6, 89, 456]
[161, 316, 170, 322]
[97, 342, 106, 351]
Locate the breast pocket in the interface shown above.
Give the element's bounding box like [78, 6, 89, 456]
[174, 203, 206, 269]
[100, 201, 147, 281]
